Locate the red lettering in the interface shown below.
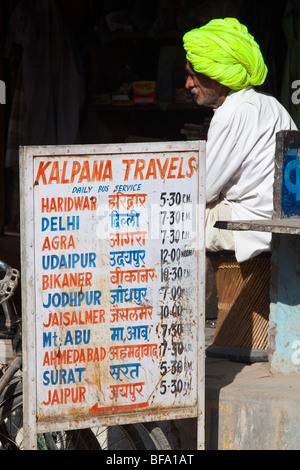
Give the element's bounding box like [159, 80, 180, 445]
[102, 161, 113, 181]
[48, 161, 60, 184]
[42, 235, 75, 251]
[177, 157, 185, 178]
[156, 158, 169, 179]
[78, 161, 90, 183]
[35, 161, 51, 184]
[43, 387, 86, 405]
[167, 157, 179, 179]
[92, 161, 103, 180]
[186, 156, 196, 178]
[122, 159, 135, 181]
[70, 161, 81, 183]
[134, 159, 146, 180]
[42, 272, 92, 289]
[145, 158, 157, 179]
[61, 161, 69, 183]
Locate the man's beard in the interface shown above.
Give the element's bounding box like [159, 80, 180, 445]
[191, 87, 219, 107]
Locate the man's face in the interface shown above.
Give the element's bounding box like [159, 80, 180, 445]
[185, 61, 228, 108]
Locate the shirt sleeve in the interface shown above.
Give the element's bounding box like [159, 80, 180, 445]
[205, 102, 256, 203]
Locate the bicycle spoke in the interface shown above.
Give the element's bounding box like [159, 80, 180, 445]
[0, 380, 173, 450]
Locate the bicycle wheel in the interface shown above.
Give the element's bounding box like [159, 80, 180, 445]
[0, 379, 174, 450]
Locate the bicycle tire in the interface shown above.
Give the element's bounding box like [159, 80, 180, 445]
[0, 378, 174, 450]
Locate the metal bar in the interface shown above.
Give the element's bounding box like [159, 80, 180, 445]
[36, 406, 198, 434]
[197, 140, 206, 450]
[0, 355, 22, 395]
[20, 146, 38, 450]
[215, 218, 300, 234]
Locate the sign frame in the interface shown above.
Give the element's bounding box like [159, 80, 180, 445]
[20, 141, 206, 450]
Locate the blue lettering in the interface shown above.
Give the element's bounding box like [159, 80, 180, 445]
[64, 330, 91, 346]
[97, 185, 109, 192]
[114, 184, 141, 192]
[43, 290, 102, 308]
[43, 367, 86, 386]
[41, 216, 79, 232]
[42, 217, 49, 231]
[43, 332, 52, 347]
[43, 370, 50, 386]
[284, 159, 300, 200]
[72, 186, 92, 194]
[43, 331, 58, 347]
[64, 330, 73, 345]
[42, 252, 97, 270]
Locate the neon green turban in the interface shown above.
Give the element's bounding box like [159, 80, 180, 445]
[183, 18, 267, 91]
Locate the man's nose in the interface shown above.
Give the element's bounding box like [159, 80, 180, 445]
[185, 76, 193, 89]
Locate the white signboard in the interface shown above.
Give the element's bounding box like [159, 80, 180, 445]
[20, 141, 206, 450]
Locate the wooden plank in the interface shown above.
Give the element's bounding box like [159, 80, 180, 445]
[215, 218, 300, 234]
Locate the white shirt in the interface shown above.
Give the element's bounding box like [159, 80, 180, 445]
[206, 86, 297, 262]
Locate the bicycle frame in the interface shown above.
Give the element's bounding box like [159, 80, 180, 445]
[0, 261, 22, 395]
[0, 261, 21, 331]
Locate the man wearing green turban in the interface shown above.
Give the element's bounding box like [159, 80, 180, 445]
[183, 17, 297, 263]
